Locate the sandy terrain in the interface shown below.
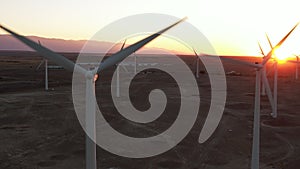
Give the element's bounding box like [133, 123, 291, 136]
[0, 51, 300, 169]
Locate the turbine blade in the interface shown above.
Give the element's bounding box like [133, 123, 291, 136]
[120, 39, 126, 51]
[0, 25, 86, 74]
[35, 59, 45, 71]
[265, 33, 273, 49]
[262, 22, 299, 65]
[258, 42, 265, 56]
[193, 48, 198, 57]
[192, 48, 200, 64]
[205, 55, 262, 69]
[97, 17, 187, 73]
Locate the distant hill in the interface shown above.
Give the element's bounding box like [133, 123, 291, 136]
[0, 35, 184, 54]
[0, 34, 117, 53]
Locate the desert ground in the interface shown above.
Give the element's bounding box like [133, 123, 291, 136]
[0, 51, 300, 169]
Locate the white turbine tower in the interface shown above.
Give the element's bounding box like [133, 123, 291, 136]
[294, 55, 299, 80]
[288, 54, 299, 80]
[0, 17, 186, 169]
[204, 22, 299, 169]
[134, 52, 137, 74]
[45, 59, 48, 90]
[295, 55, 299, 79]
[39, 41, 49, 91]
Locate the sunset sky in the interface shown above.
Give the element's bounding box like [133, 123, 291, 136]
[0, 0, 300, 56]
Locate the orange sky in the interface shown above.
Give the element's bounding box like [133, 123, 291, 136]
[0, 0, 300, 56]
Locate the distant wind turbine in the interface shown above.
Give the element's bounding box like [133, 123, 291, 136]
[193, 48, 200, 78]
[134, 52, 137, 74]
[35, 40, 49, 90]
[116, 39, 127, 98]
[295, 55, 299, 80]
[204, 22, 299, 169]
[258, 42, 266, 96]
[287, 54, 299, 80]
[0, 17, 186, 169]
[265, 34, 279, 118]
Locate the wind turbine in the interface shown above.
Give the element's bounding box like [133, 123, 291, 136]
[204, 22, 299, 169]
[287, 54, 299, 80]
[294, 55, 299, 80]
[115, 40, 127, 97]
[35, 58, 49, 90]
[265, 34, 278, 118]
[258, 42, 266, 96]
[258, 40, 276, 117]
[35, 40, 49, 90]
[134, 52, 137, 74]
[295, 55, 299, 79]
[0, 17, 186, 169]
[193, 48, 200, 78]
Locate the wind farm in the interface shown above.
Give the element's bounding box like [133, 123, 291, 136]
[1, 11, 300, 169]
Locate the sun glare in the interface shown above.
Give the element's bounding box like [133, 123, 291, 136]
[272, 47, 292, 64]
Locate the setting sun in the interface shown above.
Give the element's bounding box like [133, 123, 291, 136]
[272, 46, 292, 63]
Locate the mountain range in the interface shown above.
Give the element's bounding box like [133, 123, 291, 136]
[0, 34, 182, 54]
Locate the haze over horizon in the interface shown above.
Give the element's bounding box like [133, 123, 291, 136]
[1, 0, 300, 56]
[0, 34, 192, 55]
